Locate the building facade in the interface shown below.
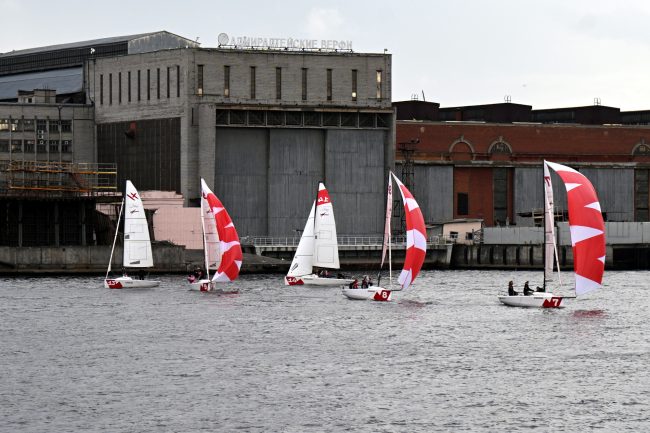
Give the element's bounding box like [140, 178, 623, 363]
[0, 32, 199, 246]
[395, 100, 650, 228]
[90, 44, 394, 237]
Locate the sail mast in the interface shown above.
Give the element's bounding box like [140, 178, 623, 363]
[378, 172, 393, 288]
[105, 198, 124, 279]
[312, 183, 319, 273]
[200, 194, 210, 279]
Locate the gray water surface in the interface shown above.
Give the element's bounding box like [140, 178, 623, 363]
[1, 270, 649, 432]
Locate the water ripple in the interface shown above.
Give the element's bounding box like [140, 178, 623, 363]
[0, 270, 648, 432]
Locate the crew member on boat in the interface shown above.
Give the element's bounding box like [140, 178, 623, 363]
[523, 281, 534, 296]
[508, 280, 517, 296]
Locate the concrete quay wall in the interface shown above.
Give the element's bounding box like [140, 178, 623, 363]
[0, 243, 454, 274]
[449, 244, 650, 270]
[0, 244, 187, 274]
[5, 242, 650, 273]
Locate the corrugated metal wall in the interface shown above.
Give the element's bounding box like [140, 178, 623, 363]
[397, 164, 453, 224]
[97, 117, 181, 192]
[514, 167, 567, 226]
[212, 128, 387, 237]
[214, 128, 268, 236]
[325, 130, 385, 235]
[395, 162, 454, 223]
[515, 166, 633, 225]
[268, 129, 325, 236]
[581, 168, 634, 222]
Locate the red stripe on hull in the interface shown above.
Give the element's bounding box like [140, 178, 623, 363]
[373, 290, 391, 302]
[542, 296, 563, 308]
[285, 277, 304, 285]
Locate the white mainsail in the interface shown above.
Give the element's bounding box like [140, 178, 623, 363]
[312, 182, 340, 269]
[200, 178, 221, 274]
[287, 201, 315, 277]
[543, 163, 555, 286]
[543, 162, 562, 289]
[122, 180, 153, 268]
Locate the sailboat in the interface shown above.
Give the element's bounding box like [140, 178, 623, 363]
[285, 182, 353, 287]
[189, 178, 243, 292]
[104, 180, 160, 289]
[342, 172, 427, 301]
[498, 160, 606, 308]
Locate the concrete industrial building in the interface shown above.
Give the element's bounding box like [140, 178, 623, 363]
[0, 31, 394, 247]
[90, 38, 394, 237]
[5, 29, 650, 263]
[0, 32, 201, 247]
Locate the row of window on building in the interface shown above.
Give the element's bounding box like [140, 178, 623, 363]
[99, 65, 181, 105]
[212, 109, 391, 128]
[98, 65, 384, 104]
[0, 139, 72, 153]
[0, 119, 73, 133]
[198, 65, 383, 101]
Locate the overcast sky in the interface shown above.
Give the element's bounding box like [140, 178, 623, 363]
[2, 0, 649, 111]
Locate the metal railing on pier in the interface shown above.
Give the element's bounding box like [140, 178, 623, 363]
[245, 235, 454, 247]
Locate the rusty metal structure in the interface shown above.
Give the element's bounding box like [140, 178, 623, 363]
[1, 160, 117, 196]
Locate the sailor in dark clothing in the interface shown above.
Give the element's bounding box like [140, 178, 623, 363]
[523, 281, 534, 296]
[508, 280, 517, 296]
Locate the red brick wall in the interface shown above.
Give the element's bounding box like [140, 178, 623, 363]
[454, 167, 495, 225]
[397, 121, 650, 163]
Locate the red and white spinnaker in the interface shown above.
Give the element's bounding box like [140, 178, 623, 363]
[200, 179, 242, 284]
[343, 172, 427, 301]
[545, 161, 605, 295]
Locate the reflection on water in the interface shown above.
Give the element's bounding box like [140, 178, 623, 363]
[0, 270, 648, 432]
[572, 309, 607, 318]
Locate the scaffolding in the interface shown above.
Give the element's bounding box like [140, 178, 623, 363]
[0, 160, 117, 197]
[394, 139, 419, 234]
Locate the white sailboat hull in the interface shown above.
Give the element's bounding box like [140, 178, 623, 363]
[285, 274, 354, 287]
[498, 292, 565, 308]
[342, 286, 396, 302]
[104, 276, 160, 289]
[188, 279, 239, 293]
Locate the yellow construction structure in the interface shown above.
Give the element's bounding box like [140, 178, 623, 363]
[1, 160, 117, 196]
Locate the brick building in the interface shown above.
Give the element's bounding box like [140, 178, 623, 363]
[395, 100, 650, 227]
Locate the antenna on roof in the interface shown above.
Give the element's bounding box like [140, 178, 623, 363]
[411, 93, 419, 101]
[504, 95, 511, 103]
[421, 90, 426, 101]
[594, 97, 601, 106]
